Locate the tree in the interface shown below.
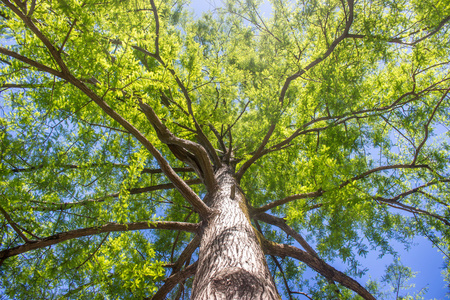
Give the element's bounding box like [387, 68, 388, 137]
[380, 259, 421, 300]
[0, 0, 449, 298]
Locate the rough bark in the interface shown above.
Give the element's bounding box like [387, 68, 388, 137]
[191, 166, 280, 299]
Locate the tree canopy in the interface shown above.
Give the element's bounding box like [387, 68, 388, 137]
[0, 0, 449, 298]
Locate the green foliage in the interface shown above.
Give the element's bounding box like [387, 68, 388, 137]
[1, 0, 449, 298]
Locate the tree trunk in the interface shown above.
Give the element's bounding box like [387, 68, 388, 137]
[191, 166, 280, 299]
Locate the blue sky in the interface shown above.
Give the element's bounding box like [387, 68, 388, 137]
[186, 0, 448, 299]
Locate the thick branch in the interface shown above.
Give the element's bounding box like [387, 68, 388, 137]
[138, 101, 217, 191]
[149, 261, 198, 300]
[172, 234, 200, 274]
[253, 213, 318, 257]
[164, 70, 222, 169]
[255, 212, 342, 294]
[263, 240, 376, 300]
[0, 221, 199, 263]
[3, 4, 213, 218]
[133, 16, 222, 170]
[0, 46, 63, 78]
[2, 0, 70, 74]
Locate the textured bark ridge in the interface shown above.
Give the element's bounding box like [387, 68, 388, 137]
[191, 167, 280, 299]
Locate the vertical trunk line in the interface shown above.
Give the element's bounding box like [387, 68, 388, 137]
[191, 166, 280, 299]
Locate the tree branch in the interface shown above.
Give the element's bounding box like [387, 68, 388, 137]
[270, 255, 294, 300]
[347, 15, 450, 46]
[235, 0, 355, 180]
[253, 190, 323, 214]
[2, 0, 70, 74]
[412, 86, 450, 165]
[0, 221, 200, 263]
[149, 0, 160, 57]
[3, 3, 214, 219]
[235, 124, 275, 181]
[253, 213, 319, 257]
[74, 232, 110, 270]
[138, 100, 217, 191]
[132, 4, 223, 170]
[263, 240, 376, 300]
[31, 178, 202, 211]
[0, 46, 63, 78]
[382, 201, 449, 226]
[170, 212, 193, 263]
[243, 55, 450, 167]
[0, 205, 30, 242]
[0, 83, 48, 89]
[374, 178, 450, 226]
[254, 164, 430, 213]
[291, 291, 314, 300]
[339, 164, 429, 189]
[222, 100, 250, 138]
[255, 212, 342, 295]
[278, 0, 355, 106]
[59, 18, 77, 54]
[209, 124, 227, 154]
[9, 163, 192, 175]
[149, 261, 198, 300]
[171, 234, 200, 274]
[254, 220, 294, 300]
[268, 90, 420, 153]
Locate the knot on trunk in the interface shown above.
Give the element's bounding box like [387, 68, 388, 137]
[211, 267, 264, 299]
